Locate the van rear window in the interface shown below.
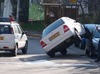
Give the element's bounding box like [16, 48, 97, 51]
[0, 25, 12, 34]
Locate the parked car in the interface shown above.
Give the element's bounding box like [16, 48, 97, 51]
[40, 17, 85, 57]
[0, 22, 28, 56]
[74, 24, 97, 49]
[85, 25, 100, 57]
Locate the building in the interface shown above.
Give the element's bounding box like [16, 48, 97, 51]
[40, 0, 79, 26]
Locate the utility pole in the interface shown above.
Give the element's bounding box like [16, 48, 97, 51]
[16, 0, 20, 22]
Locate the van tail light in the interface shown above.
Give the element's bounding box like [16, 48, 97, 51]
[63, 25, 69, 32]
[40, 41, 47, 48]
[11, 27, 14, 34]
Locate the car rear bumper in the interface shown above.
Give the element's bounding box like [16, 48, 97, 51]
[0, 42, 15, 50]
[43, 30, 74, 52]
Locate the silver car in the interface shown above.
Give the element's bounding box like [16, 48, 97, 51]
[85, 25, 100, 57]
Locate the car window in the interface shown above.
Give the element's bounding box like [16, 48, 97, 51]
[84, 25, 96, 34]
[16, 25, 22, 34]
[13, 25, 19, 33]
[93, 30, 100, 38]
[0, 25, 12, 34]
[42, 19, 64, 37]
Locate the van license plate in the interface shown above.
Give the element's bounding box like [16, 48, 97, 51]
[0, 36, 4, 40]
[49, 32, 60, 41]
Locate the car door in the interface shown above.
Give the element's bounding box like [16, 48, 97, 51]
[17, 25, 27, 48]
[13, 24, 26, 48]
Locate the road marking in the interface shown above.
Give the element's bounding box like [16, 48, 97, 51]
[0, 60, 98, 67]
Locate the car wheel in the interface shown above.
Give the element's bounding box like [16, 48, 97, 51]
[60, 49, 67, 55]
[47, 51, 55, 58]
[12, 45, 18, 56]
[22, 41, 28, 54]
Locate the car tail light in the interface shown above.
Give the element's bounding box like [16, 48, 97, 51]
[3, 46, 9, 49]
[40, 41, 47, 48]
[63, 25, 69, 32]
[11, 27, 14, 34]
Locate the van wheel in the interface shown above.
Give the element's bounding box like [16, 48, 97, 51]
[12, 45, 18, 56]
[47, 51, 55, 58]
[22, 42, 28, 54]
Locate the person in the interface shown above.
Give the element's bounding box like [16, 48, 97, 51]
[95, 39, 100, 62]
[84, 26, 96, 58]
[9, 15, 15, 22]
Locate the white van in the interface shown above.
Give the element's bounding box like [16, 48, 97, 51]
[0, 21, 28, 56]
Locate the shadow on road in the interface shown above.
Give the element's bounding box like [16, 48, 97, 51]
[0, 51, 23, 57]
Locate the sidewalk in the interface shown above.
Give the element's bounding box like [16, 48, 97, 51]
[27, 31, 42, 39]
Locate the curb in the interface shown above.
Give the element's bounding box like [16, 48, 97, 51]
[27, 33, 42, 39]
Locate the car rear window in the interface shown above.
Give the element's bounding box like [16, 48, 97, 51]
[42, 19, 64, 37]
[0, 25, 12, 34]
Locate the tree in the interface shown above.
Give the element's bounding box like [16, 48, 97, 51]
[19, 0, 29, 22]
[10, 0, 17, 18]
[77, 0, 100, 23]
[10, 0, 29, 22]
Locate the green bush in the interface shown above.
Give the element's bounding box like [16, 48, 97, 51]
[29, 3, 44, 21]
[20, 21, 45, 32]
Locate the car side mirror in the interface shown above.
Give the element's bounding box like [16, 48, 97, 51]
[22, 31, 27, 35]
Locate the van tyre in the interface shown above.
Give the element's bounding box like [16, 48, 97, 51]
[22, 41, 28, 54]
